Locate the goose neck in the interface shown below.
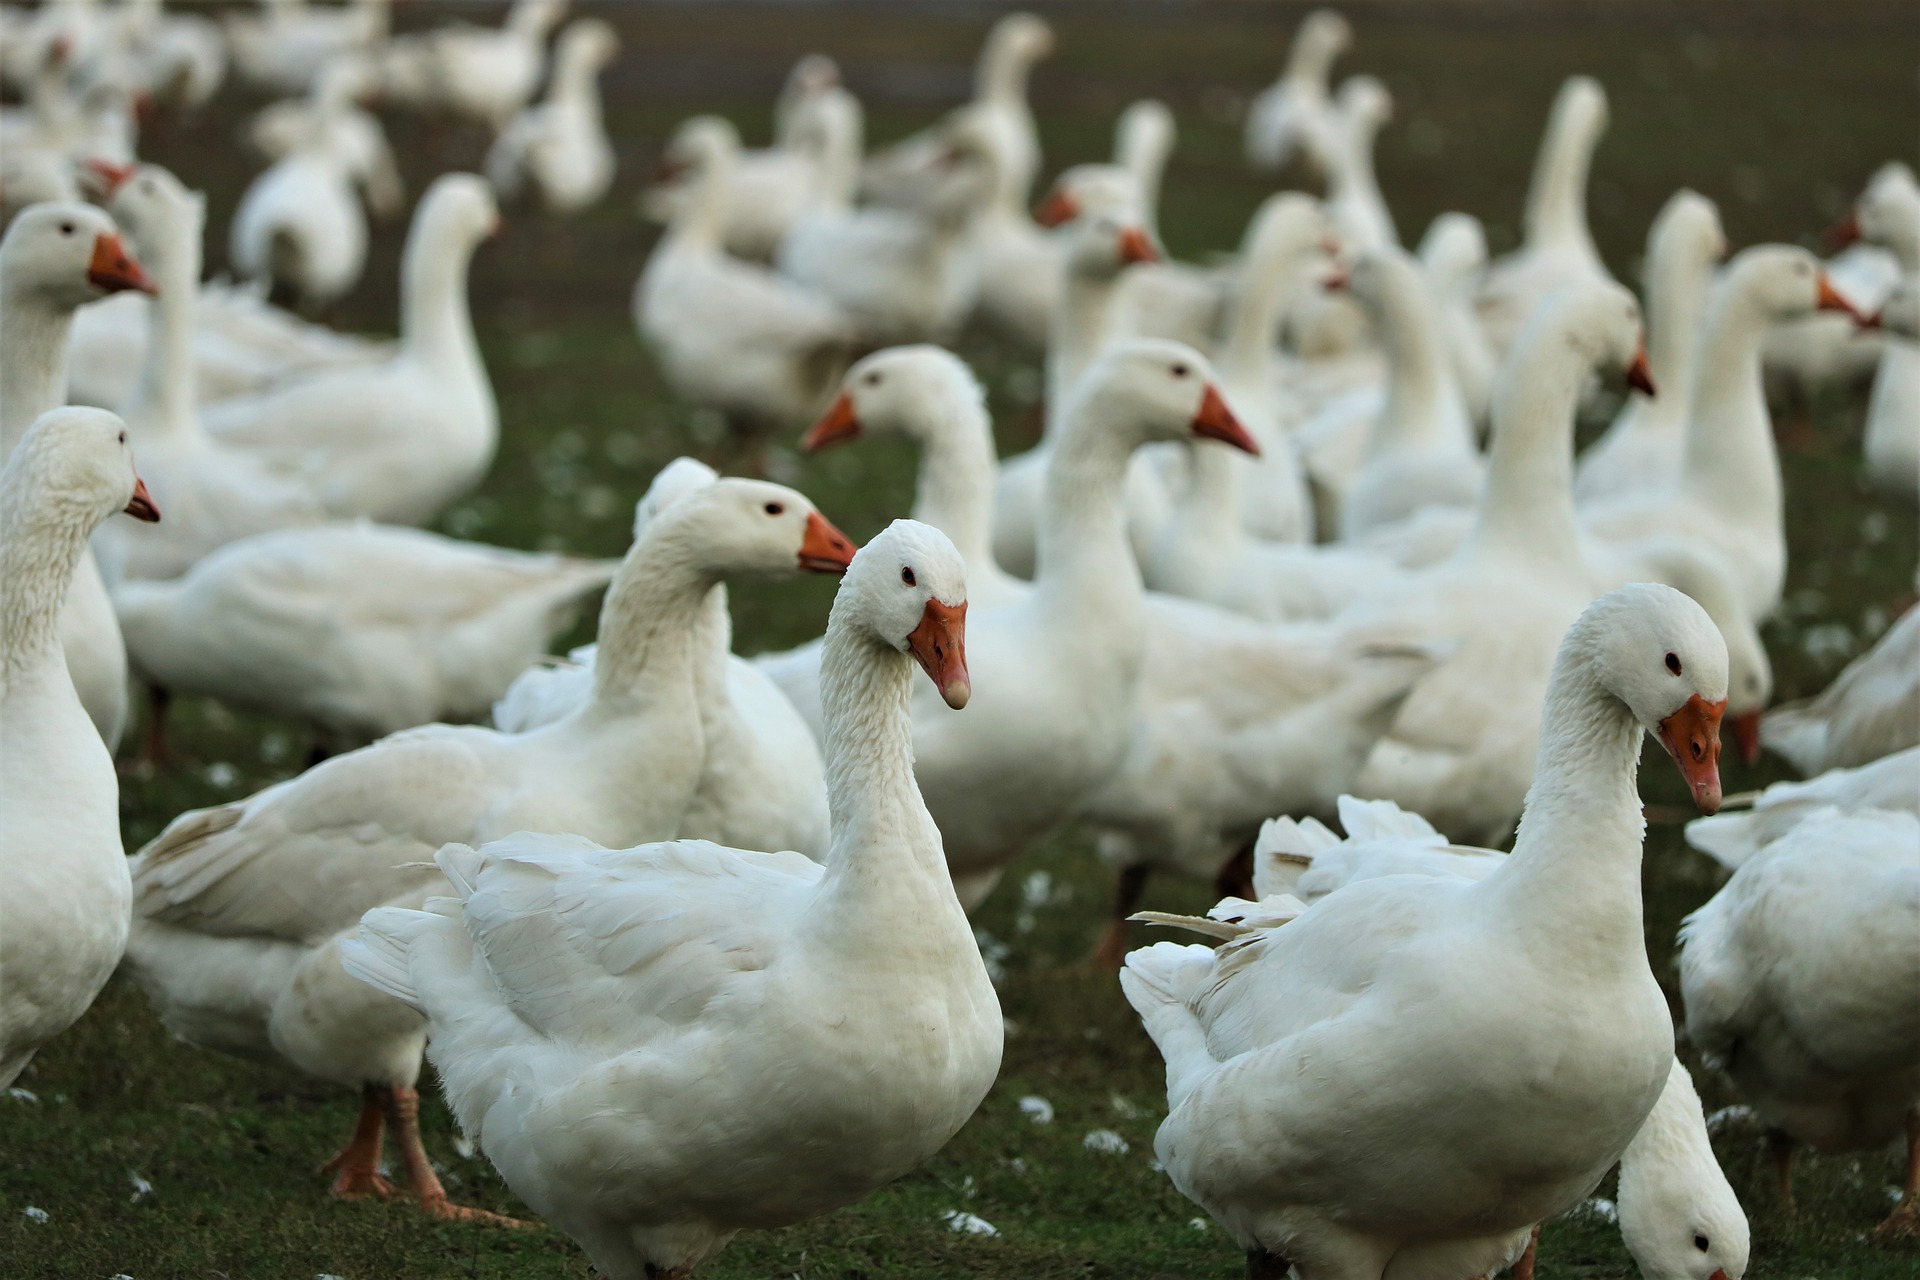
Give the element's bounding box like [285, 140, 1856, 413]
[1681, 288, 1777, 512]
[0, 293, 74, 457]
[1044, 268, 1122, 438]
[908, 394, 1000, 572]
[1286, 30, 1340, 87]
[1465, 334, 1585, 568]
[1218, 249, 1304, 384]
[1370, 278, 1461, 455]
[1525, 113, 1598, 253]
[668, 152, 730, 253]
[586, 534, 718, 714]
[553, 46, 603, 115]
[1034, 399, 1146, 608]
[1174, 440, 1245, 542]
[1480, 647, 1650, 969]
[401, 217, 482, 376]
[127, 207, 202, 437]
[0, 480, 90, 678]
[1644, 253, 1711, 411]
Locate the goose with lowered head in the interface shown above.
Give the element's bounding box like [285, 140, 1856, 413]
[1581, 245, 1868, 622]
[94, 164, 329, 583]
[1123, 582, 1730, 1280]
[0, 200, 156, 750]
[206, 174, 500, 527]
[121, 477, 854, 1221]
[1475, 76, 1620, 360]
[342, 521, 1000, 1280]
[635, 116, 859, 436]
[493, 458, 842, 862]
[1576, 190, 1726, 504]
[0, 406, 159, 1087]
[1244, 8, 1351, 175]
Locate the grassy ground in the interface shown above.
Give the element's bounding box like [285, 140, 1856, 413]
[4, 2, 1918, 1277]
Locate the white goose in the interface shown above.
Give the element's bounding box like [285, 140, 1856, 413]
[1581, 245, 1867, 622]
[225, 0, 390, 96]
[0, 201, 155, 749]
[0, 406, 157, 1087]
[1475, 75, 1619, 360]
[492, 458, 843, 862]
[115, 522, 618, 751]
[1763, 605, 1919, 775]
[1576, 190, 1727, 504]
[484, 18, 618, 214]
[207, 174, 500, 527]
[1322, 75, 1397, 254]
[1679, 805, 1920, 1235]
[1416, 212, 1497, 430]
[634, 116, 859, 434]
[1852, 166, 1920, 505]
[377, 0, 568, 130]
[342, 521, 998, 1280]
[93, 164, 329, 582]
[1244, 8, 1351, 175]
[122, 478, 852, 1222]
[1122, 582, 1731, 1280]
[1685, 746, 1919, 870]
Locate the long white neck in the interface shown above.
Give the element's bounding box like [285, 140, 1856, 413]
[1117, 110, 1171, 234]
[0, 472, 90, 686]
[1034, 387, 1147, 619]
[1285, 26, 1340, 90]
[1367, 272, 1467, 458]
[1642, 239, 1713, 425]
[667, 146, 730, 254]
[0, 288, 75, 458]
[907, 392, 1000, 574]
[1479, 638, 1649, 972]
[1044, 264, 1123, 438]
[1525, 100, 1600, 256]
[1464, 323, 1588, 569]
[1680, 282, 1779, 519]
[1217, 234, 1313, 387]
[126, 202, 202, 439]
[550, 38, 604, 118]
[584, 527, 717, 719]
[1172, 439, 1245, 546]
[401, 210, 481, 378]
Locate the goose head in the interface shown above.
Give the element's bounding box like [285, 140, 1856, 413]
[653, 478, 857, 581]
[981, 12, 1055, 82]
[5, 406, 159, 528]
[908, 114, 1002, 219]
[657, 114, 739, 183]
[1418, 212, 1488, 291]
[1291, 9, 1353, 77]
[628, 456, 719, 541]
[1617, 1064, 1750, 1280]
[1338, 245, 1436, 329]
[1838, 161, 1920, 266]
[1719, 244, 1866, 326]
[0, 202, 154, 306]
[416, 172, 501, 248]
[1051, 206, 1160, 279]
[1550, 75, 1610, 154]
[103, 163, 202, 265]
[837, 518, 971, 708]
[557, 17, 619, 71]
[1069, 340, 1261, 458]
[782, 53, 841, 100]
[1651, 189, 1727, 273]
[805, 346, 983, 452]
[1514, 277, 1652, 397]
[1334, 74, 1392, 136]
[1578, 583, 1729, 813]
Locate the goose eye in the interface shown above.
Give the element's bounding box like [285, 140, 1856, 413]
[60, 221, 75, 235]
[1665, 653, 1683, 675]
[900, 566, 916, 586]
[763, 502, 784, 516]
[864, 372, 882, 387]
[1693, 1234, 1709, 1252]
[117, 431, 127, 444]
[1171, 363, 1190, 378]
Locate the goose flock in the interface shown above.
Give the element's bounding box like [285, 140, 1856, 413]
[0, 5, 1915, 1279]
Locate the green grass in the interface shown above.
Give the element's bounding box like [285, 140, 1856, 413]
[5, 2, 1919, 1277]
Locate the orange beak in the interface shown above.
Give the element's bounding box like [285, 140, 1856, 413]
[1117, 226, 1159, 266]
[1729, 709, 1762, 766]
[801, 391, 860, 452]
[907, 597, 970, 709]
[87, 233, 157, 296]
[1321, 268, 1350, 292]
[1657, 693, 1725, 815]
[796, 510, 856, 574]
[1815, 272, 1867, 322]
[1625, 342, 1657, 397]
[1823, 212, 1861, 251]
[124, 476, 161, 523]
[652, 156, 688, 184]
[1033, 187, 1080, 228]
[1191, 384, 1261, 456]
[85, 159, 135, 195]
[1858, 308, 1884, 332]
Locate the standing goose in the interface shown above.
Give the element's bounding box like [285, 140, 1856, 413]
[1416, 212, 1498, 429]
[121, 479, 853, 1221]
[1322, 76, 1398, 254]
[342, 521, 1000, 1280]
[94, 164, 329, 582]
[484, 18, 619, 214]
[0, 406, 159, 1086]
[1244, 8, 1351, 175]
[1582, 246, 1867, 622]
[1123, 582, 1731, 1280]
[376, 0, 569, 130]
[1849, 166, 1920, 505]
[1576, 190, 1727, 504]
[1475, 76, 1619, 360]
[206, 174, 501, 527]
[0, 201, 155, 749]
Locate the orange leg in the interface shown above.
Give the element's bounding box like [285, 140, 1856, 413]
[1767, 1127, 1798, 1216]
[1873, 1107, 1920, 1237]
[381, 1084, 524, 1226]
[1509, 1225, 1540, 1280]
[320, 1085, 395, 1200]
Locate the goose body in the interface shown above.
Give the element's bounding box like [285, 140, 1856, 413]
[116, 521, 618, 746]
[225, 0, 390, 96]
[0, 201, 157, 750]
[122, 477, 851, 1218]
[0, 407, 155, 1086]
[484, 18, 618, 214]
[377, 0, 567, 130]
[1763, 606, 1919, 775]
[1124, 583, 1731, 1280]
[1244, 9, 1350, 175]
[207, 175, 500, 527]
[1679, 805, 1920, 1233]
[636, 117, 859, 432]
[342, 521, 1000, 1279]
[1685, 747, 1919, 871]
